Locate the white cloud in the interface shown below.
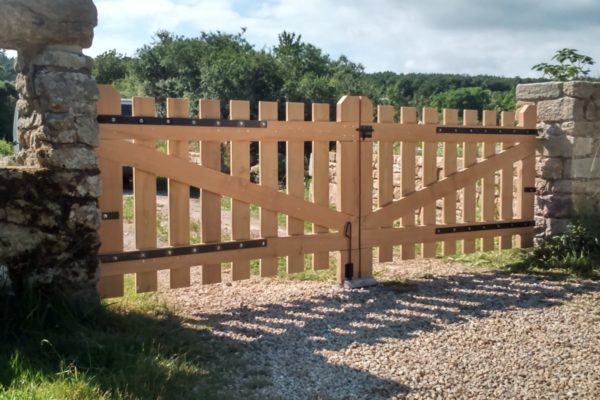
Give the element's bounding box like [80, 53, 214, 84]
[87, 0, 600, 77]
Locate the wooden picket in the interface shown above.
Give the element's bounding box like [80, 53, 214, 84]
[95, 85, 537, 298]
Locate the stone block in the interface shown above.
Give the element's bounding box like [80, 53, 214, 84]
[33, 49, 94, 72]
[516, 83, 563, 101]
[562, 81, 600, 99]
[566, 136, 593, 157]
[535, 194, 573, 218]
[536, 157, 563, 180]
[564, 158, 600, 179]
[538, 97, 584, 122]
[41, 146, 97, 170]
[545, 218, 570, 235]
[561, 121, 600, 137]
[536, 135, 570, 158]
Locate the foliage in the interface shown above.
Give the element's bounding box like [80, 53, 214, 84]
[92, 30, 530, 119]
[0, 50, 16, 81]
[0, 285, 261, 399]
[532, 48, 595, 81]
[0, 79, 16, 142]
[514, 220, 600, 275]
[0, 138, 13, 156]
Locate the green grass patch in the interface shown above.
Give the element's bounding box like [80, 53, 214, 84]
[0, 285, 257, 399]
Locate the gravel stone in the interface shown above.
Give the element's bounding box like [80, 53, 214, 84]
[161, 259, 600, 399]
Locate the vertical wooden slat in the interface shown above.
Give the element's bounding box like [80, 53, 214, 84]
[462, 109, 478, 254]
[199, 99, 222, 284]
[286, 102, 305, 274]
[259, 101, 279, 276]
[230, 100, 251, 280]
[517, 105, 536, 248]
[482, 110, 497, 251]
[97, 85, 124, 298]
[132, 96, 158, 293]
[421, 107, 438, 258]
[311, 103, 331, 270]
[442, 109, 458, 256]
[336, 96, 360, 282]
[400, 107, 417, 260]
[166, 98, 191, 288]
[359, 97, 373, 278]
[377, 105, 394, 262]
[500, 111, 516, 249]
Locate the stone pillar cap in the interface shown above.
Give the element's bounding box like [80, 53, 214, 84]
[0, 0, 97, 50]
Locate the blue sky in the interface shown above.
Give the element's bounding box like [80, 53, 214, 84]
[88, 0, 600, 77]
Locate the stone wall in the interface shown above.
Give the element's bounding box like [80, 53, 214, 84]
[0, 0, 100, 298]
[516, 81, 600, 237]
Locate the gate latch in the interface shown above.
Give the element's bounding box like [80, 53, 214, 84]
[357, 125, 374, 140]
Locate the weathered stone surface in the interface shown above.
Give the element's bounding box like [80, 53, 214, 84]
[40, 146, 97, 170]
[0, 0, 97, 50]
[545, 218, 569, 235]
[566, 136, 593, 157]
[536, 157, 563, 180]
[516, 82, 563, 101]
[564, 158, 600, 179]
[536, 194, 573, 218]
[560, 120, 600, 137]
[32, 48, 94, 71]
[563, 81, 600, 99]
[538, 97, 584, 122]
[537, 135, 570, 158]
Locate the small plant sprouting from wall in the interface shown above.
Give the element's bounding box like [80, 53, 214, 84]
[532, 48, 595, 81]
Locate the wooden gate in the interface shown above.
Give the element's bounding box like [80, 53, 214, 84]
[95, 85, 536, 298]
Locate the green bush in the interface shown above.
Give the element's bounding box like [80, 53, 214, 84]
[512, 219, 600, 275]
[0, 139, 13, 156]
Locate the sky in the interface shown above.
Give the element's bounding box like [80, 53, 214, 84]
[32, 0, 600, 77]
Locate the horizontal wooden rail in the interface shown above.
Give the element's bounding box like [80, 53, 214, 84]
[362, 220, 535, 248]
[100, 233, 347, 277]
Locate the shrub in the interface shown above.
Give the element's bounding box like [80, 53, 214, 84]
[512, 219, 600, 275]
[0, 139, 13, 156]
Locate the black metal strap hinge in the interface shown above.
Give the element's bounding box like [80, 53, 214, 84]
[435, 220, 535, 235]
[357, 125, 374, 140]
[99, 239, 268, 264]
[98, 115, 268, 128]
[437, 127, 538, 135]
[524, 187, 536, 193]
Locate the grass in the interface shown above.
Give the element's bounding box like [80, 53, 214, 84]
[0, 281, 260, 399]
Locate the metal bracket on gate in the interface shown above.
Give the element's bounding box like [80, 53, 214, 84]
[97, 115, 268, 128]
[99, 239, 268, 263]
[524, 187, 537, 193]
[435, 220, 535, 235]
[357, 125, 374, 140]
[436, 127, 538, 135]
[101, 211, 120, 220]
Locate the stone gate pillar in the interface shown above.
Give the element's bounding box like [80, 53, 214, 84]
[516, 81, 600, 239]
[0, 0, 100, 299]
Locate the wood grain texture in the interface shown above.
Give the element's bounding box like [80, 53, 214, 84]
[230, 100, 251, 280]
[311, 103, 331, 270]
[400, 107, 417, 260]
[132, 96, 158, 293]
[199, 99, 222, 284]
[376, 105, 394, 262]
[96, 85, 124, 298]
[442, 109, 458, 256]
[462, 109, 478, 254]
[500, 111, 516, 249]
[481, 110, 497, 252]
[421, 107, 438, 258]
[259, 101, 279, 277]
[166, 97, 191, 288]
[286, 102, 306, 274]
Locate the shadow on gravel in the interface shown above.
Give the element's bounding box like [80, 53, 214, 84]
[188, 271, 600, 399]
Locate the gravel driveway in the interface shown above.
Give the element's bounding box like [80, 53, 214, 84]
[164, 259, 600, 399]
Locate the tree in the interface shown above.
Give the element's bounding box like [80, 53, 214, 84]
[532, 48, 595, 81]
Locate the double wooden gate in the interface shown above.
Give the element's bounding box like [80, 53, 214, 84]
[96, 85, 536, 298]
